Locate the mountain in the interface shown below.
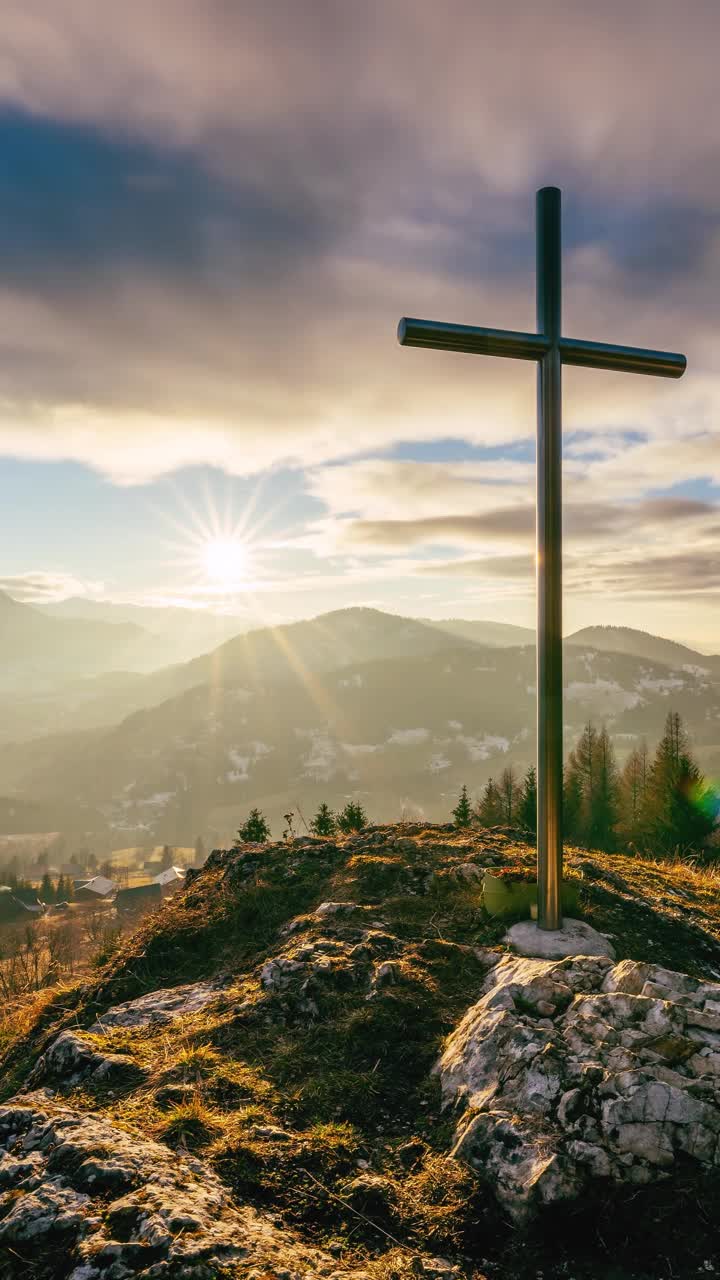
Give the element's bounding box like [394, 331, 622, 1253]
[0, 607, 485, 743]
[3, 615, 719, 845]
[423, 617, 535, 647]
[0, 590, 146, 689]
[38, 597, 251, 668]
[566, 625, 720, 675]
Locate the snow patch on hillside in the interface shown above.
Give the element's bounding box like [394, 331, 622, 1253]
[388, 728, 430, 745]
[429, 753, 452, 772]
[566, 678, 641, 711]
[339, 673, 363, 688]
[636, 674, 685, 695]
[457, 733, 510, 761]
[295, 729, 337, 780]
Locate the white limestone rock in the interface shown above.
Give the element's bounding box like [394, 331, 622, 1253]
[0, 1101, 368, 1279]
[437, 954, 720, 1221]
[88, 978, 225, 1032]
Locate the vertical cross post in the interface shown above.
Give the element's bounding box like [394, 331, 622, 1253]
[396, 186, 686, 938]
[536, 187, 563, 930]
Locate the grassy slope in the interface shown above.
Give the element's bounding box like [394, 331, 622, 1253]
[3, 825, 720, 1280]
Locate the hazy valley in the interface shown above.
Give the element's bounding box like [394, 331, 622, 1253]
[1, 599, 718, 850]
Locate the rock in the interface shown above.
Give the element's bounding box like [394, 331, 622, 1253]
[454, 863, 483, 882]
[505, 918, 616, 960]
[88, 978, 225, 1032]
[602, 959, 651, 995]
[26, 1031, 141, 1092]
[314, 901, 359, 917]
[0, 1102, 367, 1279]
[437, 954, 720, 1221]
[340, 1173, 396, 1214]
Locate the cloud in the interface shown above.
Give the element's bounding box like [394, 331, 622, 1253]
[0, 2, 717, 484]
[0, 571, 104, 602]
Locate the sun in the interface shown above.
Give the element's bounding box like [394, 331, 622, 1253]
[203, 538, 250, 585]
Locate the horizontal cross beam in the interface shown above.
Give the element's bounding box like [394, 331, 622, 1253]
[397, 317, 687, 379]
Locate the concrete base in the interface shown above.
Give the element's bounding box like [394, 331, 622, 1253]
[505, 917, 616, 960]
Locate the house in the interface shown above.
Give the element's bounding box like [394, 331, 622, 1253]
[74, 875, 117, 902]
[115, 883, 162, 914]
[153, 866, 185, 891]
[0, 886, 41, 923]
[11, 886, 45, 914]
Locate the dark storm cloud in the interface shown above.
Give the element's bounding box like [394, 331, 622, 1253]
[0, 111, 345, 286]
[0, 0, 719, 481]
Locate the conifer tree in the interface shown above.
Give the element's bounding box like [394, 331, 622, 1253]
[477, 777, 503, 827]
[562, 722, 618, 850]
[618, 741, 650, 846]
[452, 784, 473, 829]
[311, 802, 336, 836]
[236, 809, 271, 844]
[517, 765, 537, 834]
[40, 872, 55, 904]
[588, 726, 619, 851]
[336, 801, 367, 834]
[498, 766, 518, 825]
[646, 711, 715, 853]
[194, 835, 206, 865]
[563, 748, 584, 844]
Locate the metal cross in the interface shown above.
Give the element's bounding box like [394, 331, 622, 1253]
[398, 186, 686, 931]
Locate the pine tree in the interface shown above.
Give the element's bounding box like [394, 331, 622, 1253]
[236, 810, 271, 844]
[498, 766, 518, 825]
[160, 845, 173, 871]
[517, 766, 537, 834]
[563, 755, 584, 843]
[646, 712, 715, 853]
[452, 784, 472, 829]
[194, 835, 206, 865]
[562, 723, 618, 850]
[39, 872, 55, 904]
[618, 741, 649, 846]
[477, 777, 503, 827]
[336, 802, 367, 834]
[588, 726, 619, 851]
[311, 803, 336, 836]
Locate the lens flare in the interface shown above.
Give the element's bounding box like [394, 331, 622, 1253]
[689, 777, 720, 823]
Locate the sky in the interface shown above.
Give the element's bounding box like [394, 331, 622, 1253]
[1, 1, 719, 648]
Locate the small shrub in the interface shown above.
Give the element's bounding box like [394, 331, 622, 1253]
[236, 809, 271, 844]
[337, 802, 367, 834]
[311, 803, 336, 836]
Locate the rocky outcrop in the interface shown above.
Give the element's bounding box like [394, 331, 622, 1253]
[0, 1099, 363, 1279]
[88, 979, 225, 1032]
[26, 980, 227, 1093]
[27, 1030, 142, 1091]
[438, 954, 720, 1220]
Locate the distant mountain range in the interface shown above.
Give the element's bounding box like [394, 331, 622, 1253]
[1, 605, 718, 848]
[566, 625, 720, 676]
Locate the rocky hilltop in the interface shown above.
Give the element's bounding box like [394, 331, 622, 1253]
[2, 825, 720, 1279]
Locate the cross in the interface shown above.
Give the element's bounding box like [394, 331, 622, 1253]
[398, 186, 686, 931]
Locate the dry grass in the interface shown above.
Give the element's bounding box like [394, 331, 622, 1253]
[3, 825, 720, 1280]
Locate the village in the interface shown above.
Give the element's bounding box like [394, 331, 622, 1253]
[0, 834, 208, 996]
